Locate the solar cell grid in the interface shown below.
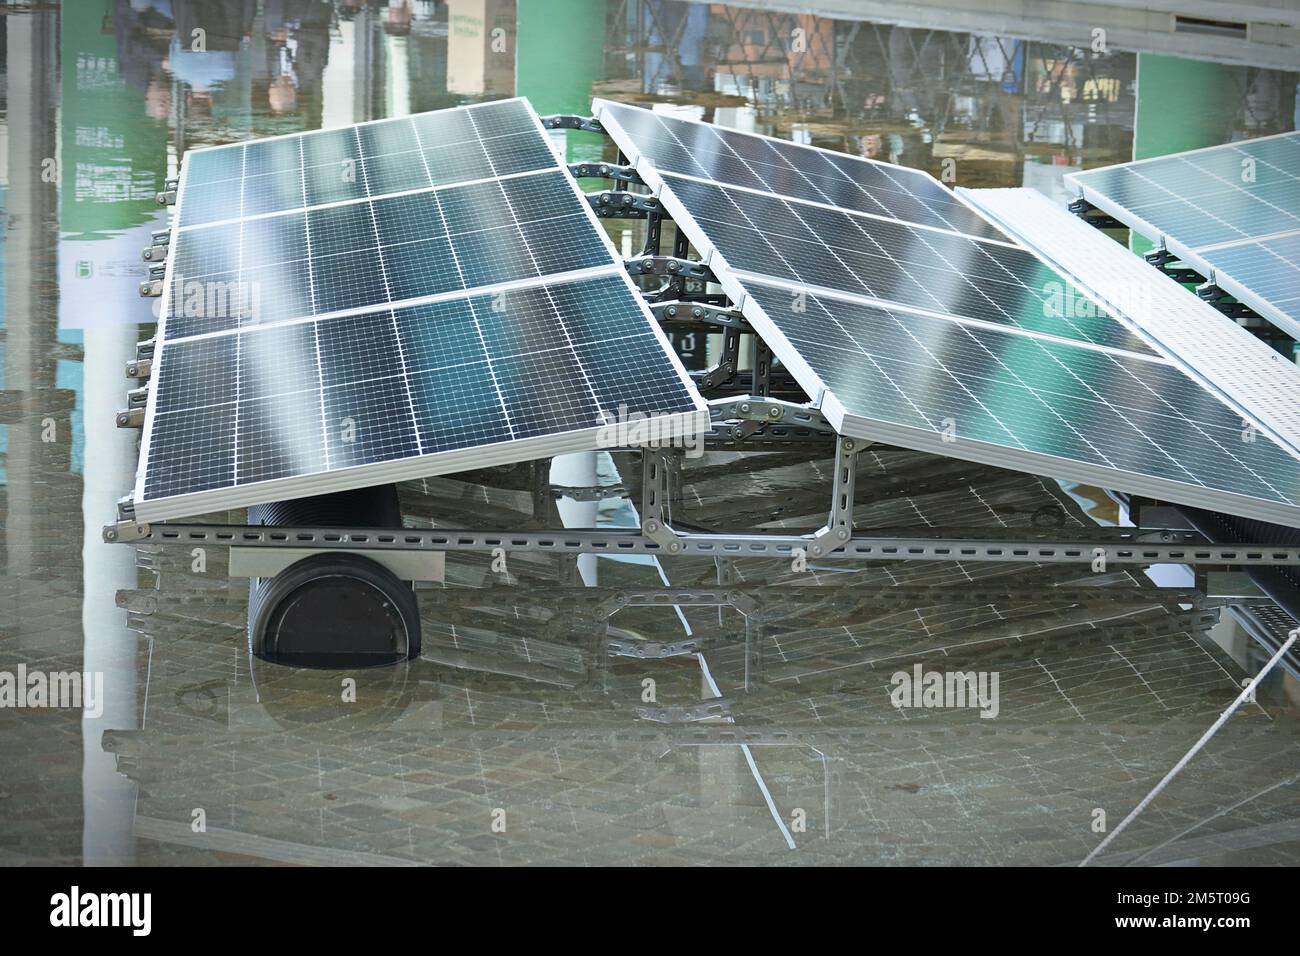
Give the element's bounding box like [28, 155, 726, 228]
[961, 186, 1300, 461]
[1201, 234, 1300, 316]
[177, 98, 548, 228]
[743, 282, 1300, 523]
[659, 172, 1156, 355]
[164, 169, 612, 339]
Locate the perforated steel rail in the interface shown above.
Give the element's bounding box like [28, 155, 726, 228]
[104, 522, 1300, 566]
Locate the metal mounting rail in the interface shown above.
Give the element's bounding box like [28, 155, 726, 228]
[103, 522, 1300, 566]
[426, 584, 1222, 610]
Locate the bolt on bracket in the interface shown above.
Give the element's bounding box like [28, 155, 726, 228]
[568, 161, 641, 184]
[126, 358, 152, 379]
[625, 255, 716, 283]
[540, 114, 605, 134]
[587, 190, 660, 219]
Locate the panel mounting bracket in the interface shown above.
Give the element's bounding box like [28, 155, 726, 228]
[1067, 196, 1124, 230]
[754, 339, 773, 397]
[710, 396, 833, 434]
[1196, 282, 1262, 321]
[625, 256, 715, 284]
[104, 521, 151, 543]
[809, 437, 859, 556]
[540, 114, 604, 134]
[568, 161, 641, 185]
[142, 240, 168, 263]
[1143, 247, 1203, 284]
[652, 301, 751, 331]
[639, 447, 684, 554]
[696, 326, 741, 392]
[587, 190, 660, 219]
[703, 421, 836, 451]
[107, 497, 149, 542]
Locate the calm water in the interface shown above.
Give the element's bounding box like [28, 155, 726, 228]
[1, 0, 1298, 866]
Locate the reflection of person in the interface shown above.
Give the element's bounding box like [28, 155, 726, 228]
[144, 74, 171, 120]
[885, 132, 905, 164]
[114, 0, 177, 118]
[384, 0, 412, 37]
[855, 132, 906, 165]
[268, 75, 297, 114]
[168, 0, 256, 98]
[261, 0, 333, 118]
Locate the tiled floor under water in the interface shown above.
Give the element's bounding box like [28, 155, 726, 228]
[5, 444, 1299, 866]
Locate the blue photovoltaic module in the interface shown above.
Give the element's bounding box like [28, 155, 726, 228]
[136, 98, 707, 521]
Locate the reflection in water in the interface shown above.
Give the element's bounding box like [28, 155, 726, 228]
[0, 0, 1296, 865]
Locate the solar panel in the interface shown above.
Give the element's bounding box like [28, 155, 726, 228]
[135, 99, 707, 522]
[1066, 132, 1300, 338]
[593, 99, 1300, 527]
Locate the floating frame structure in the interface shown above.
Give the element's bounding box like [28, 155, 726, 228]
[109, 101, 1300, 596]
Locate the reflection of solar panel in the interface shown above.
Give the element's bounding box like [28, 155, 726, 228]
[1066, 132, 1300, 337]
[136, 99, 707, 522]
[594, 99, 1300, 527]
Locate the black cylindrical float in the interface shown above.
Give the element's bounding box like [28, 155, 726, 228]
[248, 485, 421, 668]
